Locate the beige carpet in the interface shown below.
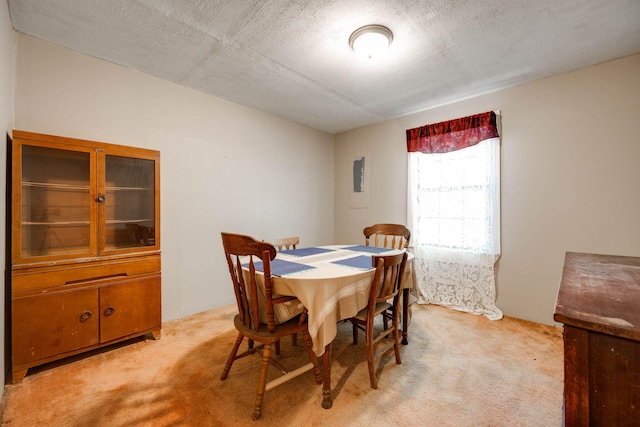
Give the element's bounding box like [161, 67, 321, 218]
[0, 304, 564, 426]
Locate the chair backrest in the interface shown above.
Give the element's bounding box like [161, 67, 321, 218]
[272, 236, 299, 251]
[370, 251, 408, 307]
[363, 224, 411, 250]
[221, 232, 278, 332]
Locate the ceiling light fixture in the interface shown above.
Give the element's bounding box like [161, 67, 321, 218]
[349, 24, 393, 59]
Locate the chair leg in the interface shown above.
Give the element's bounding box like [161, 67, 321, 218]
[253, 343, 272, 420]
[221, 332, 244, 380]
[402, 290, 410, 345]
[302, 330, 322, 384]
[365, 319, 377, 389]
[352, 321, 359, 344]
[392, 311, 402, 365]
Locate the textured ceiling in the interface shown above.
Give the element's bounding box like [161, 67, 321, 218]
[8, 0, 640, 134]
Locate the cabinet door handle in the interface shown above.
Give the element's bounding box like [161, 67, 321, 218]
[103, 306, 115, 316]
[79, 311, 93, 322]
[96, 194, 106, 203]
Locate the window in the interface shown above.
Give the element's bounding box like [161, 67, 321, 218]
[406, 112, 502, 320]
[409, 138, 499, 254]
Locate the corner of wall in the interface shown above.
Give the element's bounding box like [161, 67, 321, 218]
[0, 0, 17, 396]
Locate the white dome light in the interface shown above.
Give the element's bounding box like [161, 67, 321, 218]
[349, 25, 393, 59]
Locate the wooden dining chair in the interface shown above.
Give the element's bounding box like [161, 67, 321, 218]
[220, 232, 322, 420]
[363, 223, 414, 337]
[349, 251, 408, 389]
[363, 223, 411, 249]
[272, 236, 299, 251]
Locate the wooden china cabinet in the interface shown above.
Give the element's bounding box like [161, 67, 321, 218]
[8, 130, 161, 383]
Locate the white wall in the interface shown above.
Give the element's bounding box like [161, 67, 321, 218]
[334, 53, 640, 325]
[1, 0, 16, 392]
[13, 34, 335, 322]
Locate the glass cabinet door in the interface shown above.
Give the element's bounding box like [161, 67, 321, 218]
[103, 155, 156, 251]
[19, 145, 94, 259]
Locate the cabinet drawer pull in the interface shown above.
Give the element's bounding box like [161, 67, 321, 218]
[80, 311, 93, 322]
[103, 306, 115, 316]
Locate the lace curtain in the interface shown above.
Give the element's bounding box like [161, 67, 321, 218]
[407, 112, 502, 320]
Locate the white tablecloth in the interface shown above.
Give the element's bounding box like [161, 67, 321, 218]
[272, 245, 413, 356]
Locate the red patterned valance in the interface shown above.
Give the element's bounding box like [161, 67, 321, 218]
[406, 111, 499, 153]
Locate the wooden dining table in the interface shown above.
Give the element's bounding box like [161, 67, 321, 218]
[268, 244, 415, 409]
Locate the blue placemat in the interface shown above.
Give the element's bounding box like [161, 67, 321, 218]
[248, 259, 315, 276]
[342, 245, 391, 254]
[331, 255, 375, 270]
[280, 247, 335, 257]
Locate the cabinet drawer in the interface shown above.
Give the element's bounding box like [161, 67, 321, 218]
[11, 255, 161, 293]
[12, 288, 99, 366]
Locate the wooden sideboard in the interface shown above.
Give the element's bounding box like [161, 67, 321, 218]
[554, 252, 640, 426]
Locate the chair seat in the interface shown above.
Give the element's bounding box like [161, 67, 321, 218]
[233, 313, 308, 344]
[352, 301, 392, 322]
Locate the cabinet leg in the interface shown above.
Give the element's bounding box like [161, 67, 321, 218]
[12, 368, 28, 383]
[149, 329, 161, 340]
